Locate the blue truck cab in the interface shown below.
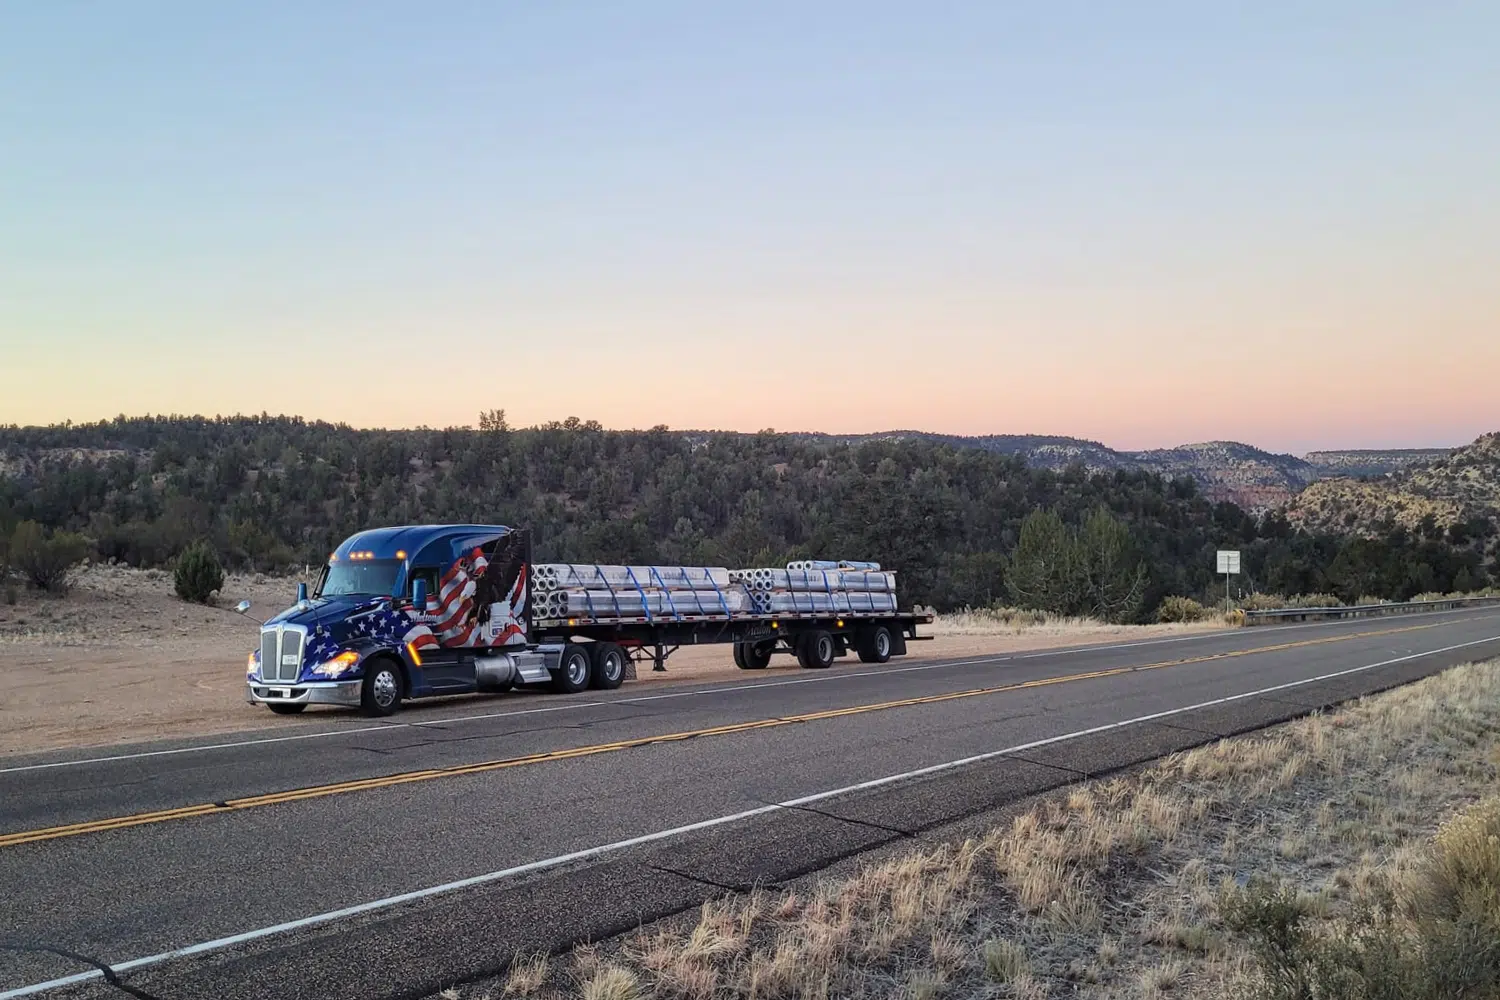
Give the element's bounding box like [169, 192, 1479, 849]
[244, 523, 589, 716]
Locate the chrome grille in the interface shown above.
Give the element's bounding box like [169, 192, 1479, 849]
[259, 631, 277, 680]
[259, 625, 308, 682]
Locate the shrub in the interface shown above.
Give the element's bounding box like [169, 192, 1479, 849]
[1228, 799, 1500, 1000]
[1286, 593, 1344, 609]
[9, 521, 90, 593]
[1239, 592, 1289, 611]
[1156, 595, 1207, 623]
[1408, 797, 1500, 934]
[174, 541, 226, 605]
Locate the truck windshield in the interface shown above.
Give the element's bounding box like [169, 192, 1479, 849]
[315, 559, 402, 598]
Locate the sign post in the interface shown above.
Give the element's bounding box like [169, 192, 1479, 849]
[1216, 550, 1241, 609]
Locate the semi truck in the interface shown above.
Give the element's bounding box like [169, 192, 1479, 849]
[242, 524, 934, 716]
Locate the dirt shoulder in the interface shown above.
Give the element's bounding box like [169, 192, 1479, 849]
[438, 656, 1500, 1000]
[0, 567, 1223, 756]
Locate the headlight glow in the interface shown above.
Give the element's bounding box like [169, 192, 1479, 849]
[247, 650, 259, 678]
[311, 650, 361, 677]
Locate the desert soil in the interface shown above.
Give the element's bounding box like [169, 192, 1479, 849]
[0, 567, 1223, 755]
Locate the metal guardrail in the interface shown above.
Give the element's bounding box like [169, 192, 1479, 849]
[1242, 596, 1500, 625]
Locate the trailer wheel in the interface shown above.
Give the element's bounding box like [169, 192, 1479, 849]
[796, 630, 836, 669]
[360, 657, 404, 716]
[735, 641, 773, 670]
[855, 626, 892, 664]
[589, 642, 626, 690]
[267, 702, 307, 715]
[551, 644, 592, 693]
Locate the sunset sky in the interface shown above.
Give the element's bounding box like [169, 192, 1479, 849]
[2, 3, 1496, 454]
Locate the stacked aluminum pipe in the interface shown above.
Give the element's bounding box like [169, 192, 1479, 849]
[787, 560, 882, 571]
[728, 562, 898, 614]
[531, 564, 748, 619]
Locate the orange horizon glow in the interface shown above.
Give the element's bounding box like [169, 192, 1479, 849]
[4, 6, 1497, 454]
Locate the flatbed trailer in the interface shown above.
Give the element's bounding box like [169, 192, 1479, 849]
[532, 607, 934, 675]
[242, 523, 933, 717]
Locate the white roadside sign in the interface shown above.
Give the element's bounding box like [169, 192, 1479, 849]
[1216, 550, 1241, 574]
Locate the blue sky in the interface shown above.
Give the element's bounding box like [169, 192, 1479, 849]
[2, 2, 1496, 451]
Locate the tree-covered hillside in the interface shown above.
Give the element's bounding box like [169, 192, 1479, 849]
[0, 415, 1491, 614]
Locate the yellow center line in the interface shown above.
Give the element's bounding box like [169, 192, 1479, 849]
[0, 621, 1445, 849]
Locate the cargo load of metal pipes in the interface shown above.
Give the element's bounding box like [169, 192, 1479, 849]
[533, 564, 732, 591]
[728, 568, 897, 593]
[537, 586, 752, 619]
[786, 560, 882, 571]
[762, 592, 898, 613]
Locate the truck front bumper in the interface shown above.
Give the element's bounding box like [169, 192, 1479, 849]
[246, 678, 362, 708]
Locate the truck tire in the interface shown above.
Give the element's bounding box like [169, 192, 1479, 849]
[735, 641, 773, 670]
[855, 625, 893, 664]
[360, 658, 404, 716]
[589, 642, 626, 690]
[267, 702, 307, 715]
[796, 630, 836, 669]
[551, 644, 592, 693]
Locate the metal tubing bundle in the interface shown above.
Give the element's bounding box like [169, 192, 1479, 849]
[729, 568, 897, 593]
[546, 588, 751, 618]
[531, 563, 741, 620]
[533, 564, 731, 591]
[786, 559, 882, 571]
[729, 561, 899, 614]
[764, 592, 897, 613]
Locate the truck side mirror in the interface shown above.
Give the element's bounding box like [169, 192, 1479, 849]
[234, 600, 252, 615]
[296, 582, 308, 603]
[412, 578, 428, 609]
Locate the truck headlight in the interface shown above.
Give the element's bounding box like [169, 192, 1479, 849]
[247, 651, 260, 679]
[311, 650, 360, 677]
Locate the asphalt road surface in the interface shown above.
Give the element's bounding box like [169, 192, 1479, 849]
[4, 608, 1500, 1000]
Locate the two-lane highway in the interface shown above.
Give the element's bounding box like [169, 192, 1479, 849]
[4, 608, 1499, 999]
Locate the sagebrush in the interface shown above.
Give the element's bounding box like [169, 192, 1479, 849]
[173, 541, 225, 604]
[7, 520, 90, 593]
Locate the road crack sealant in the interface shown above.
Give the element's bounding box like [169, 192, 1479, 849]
[0, 942, 163, 1000]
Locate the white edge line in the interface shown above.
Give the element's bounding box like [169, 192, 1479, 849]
[4, 632, 1496, 1000]
[10, 607, 1493, 776]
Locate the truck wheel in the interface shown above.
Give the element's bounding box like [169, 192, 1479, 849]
[551, 644, 592, 693]
[360, 658, 403, 717]
[796, 630, 836, 669]
[589, 642, 626, 690]
[855, 626, 893, 664]
[267, 702, 307, 715]
[732, 642, 748, 669]
[743, 641, 773, 669]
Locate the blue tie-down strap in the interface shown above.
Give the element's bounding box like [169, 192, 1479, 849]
[625, 565, 654, 622]
[705, 569, 729, 615]
[673, 567, 708, 615]
[648, 567, 681, 619]
[788, 573, 806, 613]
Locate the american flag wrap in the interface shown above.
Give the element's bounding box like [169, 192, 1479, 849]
[414, 546, 527, 649]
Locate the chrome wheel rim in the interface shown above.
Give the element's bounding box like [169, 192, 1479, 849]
[875, 631, 891, 658]
[604, 652, 623, 681]
[373, 669, 398, 707]
[818, 636, 833, 662]
[567, 655, 589, 687]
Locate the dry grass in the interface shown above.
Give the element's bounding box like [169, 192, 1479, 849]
[935, 605, 1230, 636]
[439, 656, 1500, 999]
